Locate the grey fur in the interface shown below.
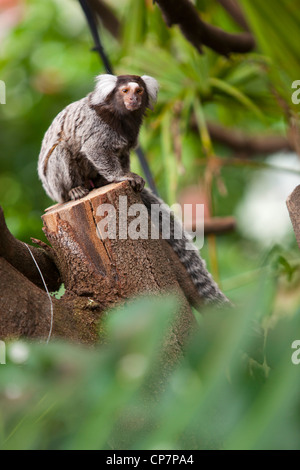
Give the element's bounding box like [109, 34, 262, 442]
[38, 95, 139, 202]
[38, 74, 229, 305]
[141, 188, 229, 305]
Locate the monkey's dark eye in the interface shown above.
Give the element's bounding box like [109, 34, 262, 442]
[137, 88, 143, 94]
[122, 88, 128, 93]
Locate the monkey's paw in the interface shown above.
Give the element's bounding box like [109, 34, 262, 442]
[116, 173, 145, 192]
[68, 186, 90, 200]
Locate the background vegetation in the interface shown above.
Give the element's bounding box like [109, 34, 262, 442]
[1, 0, 300, 450]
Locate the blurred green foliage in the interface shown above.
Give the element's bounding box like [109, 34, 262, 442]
[1, 0, 300, 450]
[241, 0, 300, 108]
[1, 287, 300, 450]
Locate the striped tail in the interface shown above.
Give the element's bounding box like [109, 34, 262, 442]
[140, 188, 229, 305]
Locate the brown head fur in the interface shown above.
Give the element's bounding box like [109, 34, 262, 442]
[89, 75, 150, 146]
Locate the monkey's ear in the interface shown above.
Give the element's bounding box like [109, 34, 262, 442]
[90, 74, 118, 106]
[141, 75, 159, 110]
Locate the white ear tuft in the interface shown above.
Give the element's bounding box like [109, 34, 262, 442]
[141, 75, 159, 110]
[90, 74, 118, 106]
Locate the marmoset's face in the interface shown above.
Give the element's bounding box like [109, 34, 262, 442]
[118, 82, 145, 111]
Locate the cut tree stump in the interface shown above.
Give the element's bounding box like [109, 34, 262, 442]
[42, 181, 199, 312]
[40, 181, 198, 364]
[0, 181, 202, 353]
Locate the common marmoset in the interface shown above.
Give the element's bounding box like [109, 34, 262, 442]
[38, 74, 228, 305]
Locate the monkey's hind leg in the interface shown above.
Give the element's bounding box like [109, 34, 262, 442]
[44, 144, 89, 203]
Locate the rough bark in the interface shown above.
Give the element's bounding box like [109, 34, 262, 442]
[42, 182, 197, 308]
[0, 257, 54, 341]
[0, 258, 99, 343]
[0, 207, 60, 292]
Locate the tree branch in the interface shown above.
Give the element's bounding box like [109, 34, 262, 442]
[86, 0, 120, 38]
[184, 216, 236, 236]
[207, 122, 293, 157]
[0, 257, 105, 343]
[0, 258, 53, 340]
[155, 0, 255, 56]
[0, 206, 61, 292]
[217, 0, 251, 32]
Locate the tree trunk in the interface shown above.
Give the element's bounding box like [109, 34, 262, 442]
[1, 182, 199, 359]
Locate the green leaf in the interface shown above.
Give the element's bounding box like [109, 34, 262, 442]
[209, 77, 265, 120]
